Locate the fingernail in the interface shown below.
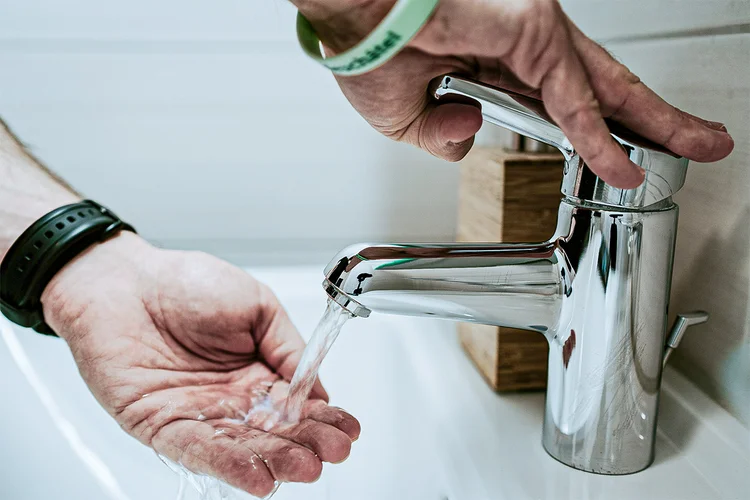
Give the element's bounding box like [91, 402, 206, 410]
[706, 121, 729, 133]
[708, 122, 729, 133]
[632, 167, 646, 187]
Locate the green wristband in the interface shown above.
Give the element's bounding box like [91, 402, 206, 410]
[296, 0, 440, 76]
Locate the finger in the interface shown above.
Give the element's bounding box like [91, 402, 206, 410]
[254, 284, 330, 402]
[116, 364, 286, 443]
[152, 419, 278, 497]
[528, 21, 645, 188]
[397, 102, 483, 162]
[303, 400, 361, 441]
[235, 428, 323, 483]
[119, 386, 249, 442]
[682, 111, 728, 132]
[566, 19, 734, 162]
[475, 58, 543, 99]
[273, 419, 353, 463]
[421, 102, 483, 161]
[267, 380, 360, 442]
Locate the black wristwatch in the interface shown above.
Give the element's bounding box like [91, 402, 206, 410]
[0, 200, 136, 336]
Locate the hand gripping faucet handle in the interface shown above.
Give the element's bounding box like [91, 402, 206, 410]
[430, 75, 573, 157]
[430, 74, 690, 209]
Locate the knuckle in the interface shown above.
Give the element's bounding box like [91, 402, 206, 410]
[583, 142, 607, 166]
[507, 3, 569, 87]
[612, 63, 640, 86]
[559, 99, 600, 128]
[214, 442, 261, 482]
[330, 435, 352, 462]
[419, 8, 456, 50]
[661, 109, 687, 148]
[379, 126, 409, 143]
[292, 448, 323, 482]
[124, 405, 166, 443]
[517, 0, 558, 18]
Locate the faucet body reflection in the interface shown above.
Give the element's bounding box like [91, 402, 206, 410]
[323, 76, 705, 475]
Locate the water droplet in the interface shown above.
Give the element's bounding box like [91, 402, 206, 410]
[262, 481, 281, 499]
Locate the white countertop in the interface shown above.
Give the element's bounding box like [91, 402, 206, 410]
[1, 266, 748, 500]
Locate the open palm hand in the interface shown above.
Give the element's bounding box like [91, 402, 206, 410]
[41, 233, 359, 497]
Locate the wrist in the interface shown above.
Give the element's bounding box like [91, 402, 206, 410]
[293, 0, 395, 51]
[40, 231, 154, 341]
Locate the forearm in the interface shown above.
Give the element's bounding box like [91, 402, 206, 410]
[0, 119, 80, 260]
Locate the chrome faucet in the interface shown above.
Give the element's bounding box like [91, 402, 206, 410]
[322, 75, 708, 475]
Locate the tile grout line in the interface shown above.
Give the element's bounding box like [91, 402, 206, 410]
[602, 22, 750, 44]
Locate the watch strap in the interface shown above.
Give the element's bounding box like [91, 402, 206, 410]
[0, 200, 135, 336]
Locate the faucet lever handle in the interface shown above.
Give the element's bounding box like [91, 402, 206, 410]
[430, 75, 572, 157]
[663, 311, 709, 367]
[432, 74, 691, 209]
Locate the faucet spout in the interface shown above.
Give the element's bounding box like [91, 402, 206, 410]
[323, 242, 564, 334]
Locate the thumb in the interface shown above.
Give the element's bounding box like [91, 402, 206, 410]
[415, 102, 483, 161]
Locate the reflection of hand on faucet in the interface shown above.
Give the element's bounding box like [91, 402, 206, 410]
[353, 273, 373, 296]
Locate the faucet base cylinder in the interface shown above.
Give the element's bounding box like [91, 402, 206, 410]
[540, 203, 678, 475]
[541, 427, 655, 475]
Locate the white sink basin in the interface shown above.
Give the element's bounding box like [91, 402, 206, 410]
[1, 266, 747, 500]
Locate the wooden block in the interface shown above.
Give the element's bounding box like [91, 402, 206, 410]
[457, 148, 563, 392]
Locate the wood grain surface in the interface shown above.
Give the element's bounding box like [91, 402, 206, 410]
[457, 148, 563, 391]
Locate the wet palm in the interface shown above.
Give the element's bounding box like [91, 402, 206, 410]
[41, 233, 360, 498]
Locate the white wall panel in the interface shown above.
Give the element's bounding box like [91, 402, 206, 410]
[560, 0, 750, 41]
[0, 33, 460, 261]
[0, 0, 298, 42]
